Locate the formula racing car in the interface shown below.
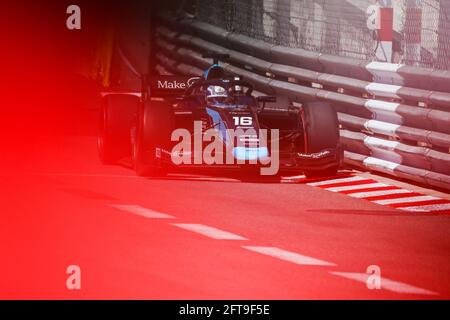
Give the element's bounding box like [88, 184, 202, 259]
[98, 54, 342, 178]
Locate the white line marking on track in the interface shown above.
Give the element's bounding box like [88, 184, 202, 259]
[110, 205, 176, 219]
[242, 246, 335, 266]
[374, 195, 439, 205]
[329, 272, 438, 295]
[281, 174, 306, 180]
[399, 203, 450, 212]
[307, 176, 367, 187]
[171, 224, 248, 240]
[348, 188, 410, 199]
[325, 183, 388, 193]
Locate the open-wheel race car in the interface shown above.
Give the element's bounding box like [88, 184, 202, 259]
[98, 53, 342, 178]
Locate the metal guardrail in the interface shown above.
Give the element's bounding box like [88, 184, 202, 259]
[154, 15, 450, 191]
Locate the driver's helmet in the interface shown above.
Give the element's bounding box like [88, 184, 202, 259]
[206, 85, 227, 103]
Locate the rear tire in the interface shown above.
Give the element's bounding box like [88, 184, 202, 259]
[133, 100, 174, 177]
[301, 102, 340, 178]
[98, 94, 139, 164]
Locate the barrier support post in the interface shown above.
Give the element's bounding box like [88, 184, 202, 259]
[405, 0, 422, 66]
[376, 0, 394, 63]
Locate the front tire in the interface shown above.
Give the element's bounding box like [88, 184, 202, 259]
[301, 102, 340, 178]
[133, 100, 174, 177]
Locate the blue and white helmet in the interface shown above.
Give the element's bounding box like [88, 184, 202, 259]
[206, 85, 227, 102]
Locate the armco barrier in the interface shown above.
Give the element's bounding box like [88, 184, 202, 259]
[153, 15, 450, 191]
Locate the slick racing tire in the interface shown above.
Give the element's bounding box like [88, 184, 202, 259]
[301, 102, 340, 178]
[98, 94, 139, 165]
[133, 100, 174, 177]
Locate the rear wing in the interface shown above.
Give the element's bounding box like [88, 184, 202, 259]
[202, 52, 230, 65]
[148, 76, 200, 97]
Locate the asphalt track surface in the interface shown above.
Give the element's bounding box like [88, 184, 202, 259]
[0, 133, 449, 300]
